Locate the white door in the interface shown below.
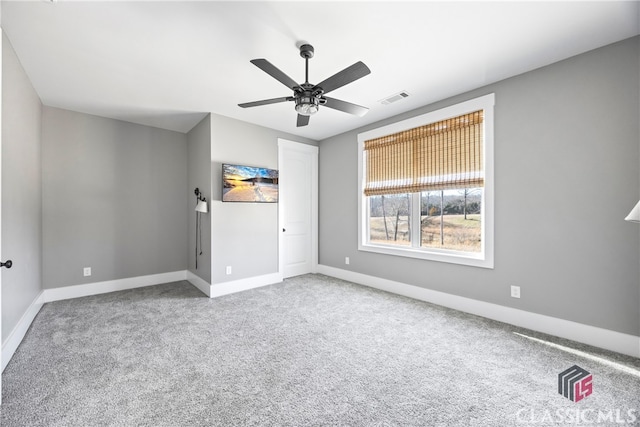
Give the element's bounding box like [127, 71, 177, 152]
[0, 23, 4, 404]
[278, 139, 318, 279]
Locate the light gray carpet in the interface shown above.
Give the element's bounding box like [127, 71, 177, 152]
[1, 274, 639, 426]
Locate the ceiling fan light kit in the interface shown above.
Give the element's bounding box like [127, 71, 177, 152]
[239, 43, 371, 127]
[295, 92, 321, 116]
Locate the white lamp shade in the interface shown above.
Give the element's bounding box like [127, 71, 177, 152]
[195, 200, 208, 213]
[625, 200, 640, 222]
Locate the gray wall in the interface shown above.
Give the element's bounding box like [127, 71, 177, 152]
[1, 32, 42, 341]
[319, 36, 640, 336]
[42, 107, 188, 289]
[210, 114, 316, 284]
[187, 114, 211, 283]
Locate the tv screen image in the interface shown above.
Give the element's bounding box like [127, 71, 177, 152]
[222, 164, 279, 203]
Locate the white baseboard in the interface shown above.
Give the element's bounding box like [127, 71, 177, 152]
[2, 291, 45, 372]
[186, 271, 211, 297]
[41, 270, 188, 303]
[210, 272, 283, 298]
[317, 265, 640, 358]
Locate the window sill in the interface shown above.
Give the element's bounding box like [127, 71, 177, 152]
[358, 242, 493, 269]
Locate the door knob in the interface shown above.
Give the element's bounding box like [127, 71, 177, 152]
[1, 260, 12, 269]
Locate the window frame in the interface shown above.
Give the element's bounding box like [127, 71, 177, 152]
[357, 94, 495, 269]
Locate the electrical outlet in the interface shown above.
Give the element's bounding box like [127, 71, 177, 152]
[345, 257, 350, 265]
[510, 285, 521, 299]
[226, 266, 232, 275]
[83, 267, 92, 277]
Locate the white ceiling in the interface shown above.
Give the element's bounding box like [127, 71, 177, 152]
[2, 1, 639, 141]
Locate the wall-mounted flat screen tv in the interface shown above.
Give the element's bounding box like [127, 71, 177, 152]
[222, 163, 279, 203]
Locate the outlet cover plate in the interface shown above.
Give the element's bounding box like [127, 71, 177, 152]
[510, 285, 521, 298]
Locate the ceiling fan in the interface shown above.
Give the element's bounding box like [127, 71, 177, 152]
[238, 44, 371, 127]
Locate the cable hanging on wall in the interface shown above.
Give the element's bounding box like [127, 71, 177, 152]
[194, 188, 208, 269]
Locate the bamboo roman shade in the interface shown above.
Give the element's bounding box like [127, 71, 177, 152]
[364, 110, 484, 196]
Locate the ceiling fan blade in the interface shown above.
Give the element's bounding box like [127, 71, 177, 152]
[324, 97, 369, 117]
[251, 59, 300, 90]
[297, 114, 310, 127]
[314, 61, 371, 95]
[238, 97, 292, 108]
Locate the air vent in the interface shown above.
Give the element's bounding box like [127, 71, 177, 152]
[380, 91, 410, 105]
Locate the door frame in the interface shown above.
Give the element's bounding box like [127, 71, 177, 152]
[277, 138, 318, 278]
[1, 18, 5, 404]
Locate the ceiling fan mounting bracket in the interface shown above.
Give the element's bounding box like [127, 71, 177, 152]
[299, 44, 314, 59]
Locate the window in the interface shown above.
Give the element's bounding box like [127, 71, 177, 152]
[358, 94, 494, 268]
